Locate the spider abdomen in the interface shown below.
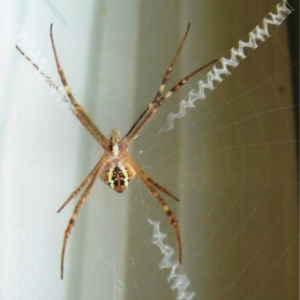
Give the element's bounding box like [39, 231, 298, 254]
[100, 161, 136, 193]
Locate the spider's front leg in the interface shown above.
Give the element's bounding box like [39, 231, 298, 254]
[49, 24, 109, 148]
[122, 23, 217, 144]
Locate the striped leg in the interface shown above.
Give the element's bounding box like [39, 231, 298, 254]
[128, 154, 179, 202]
[15, 45, 69, 103]
[50, 24, 77, 107]
[157, 58, 218, 104]
[124, 24, 191, 138]
[57, 156, 106, 213]
[128, 156, 182, 263]
[122, 57, 217, 145]
[60, 156, 105, 279]
[49, 24, 109, 148]
[153, 23, 191, 101]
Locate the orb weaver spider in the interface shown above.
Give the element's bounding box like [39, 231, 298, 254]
[16, 24, 217, 279]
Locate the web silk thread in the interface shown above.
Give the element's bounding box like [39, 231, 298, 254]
[163, 0, 293, 131]
[148, 219, 195, 300]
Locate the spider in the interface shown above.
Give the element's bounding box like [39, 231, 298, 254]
[16, 24, 217, 279]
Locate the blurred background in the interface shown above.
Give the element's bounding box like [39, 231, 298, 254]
[0, 0, 298, 299]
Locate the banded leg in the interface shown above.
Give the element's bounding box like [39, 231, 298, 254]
[127, 154, 179, 201]
[50, 24, 77, 107]
[60, 156, 105, 279]
[125, 24, 191, 138]
[129, 156, 182, 263]
[57, 156, 106, 213]
[123, 57, 217, 144]
[15, 45, 69, 103]
[49, 24, 109, 148]
[153, 23, 190, 101]
[157, 58, 218, 104]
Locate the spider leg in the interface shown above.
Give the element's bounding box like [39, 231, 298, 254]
[15, 45, 69, 103]
[157, 58, 218, 104]
[57, 156, 106, 213]
[49, 24, 109, 148]
[128, 156, 182, 263]
[60, 158, 105, 279]
[127, 154, 179, 201]
[122, 57, 217, 145]
[50, 24, 77, 108]
[124, 24, 191, 139]
[154, 24, 190, 101]
[144, 175, 179, 202]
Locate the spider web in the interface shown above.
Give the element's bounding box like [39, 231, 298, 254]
[0, 0, 298, 299]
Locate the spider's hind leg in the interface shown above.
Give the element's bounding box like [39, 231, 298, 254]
[135, 166, 179, 202]
[60, 163, 102, 279]
[140, 172, 182, 263]
[60, 155, 106, 279]
[57, 157, 105, 213]
[128, 155, 182, 263]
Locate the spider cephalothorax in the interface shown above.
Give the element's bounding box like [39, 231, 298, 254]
[16, 24, 217, 278]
